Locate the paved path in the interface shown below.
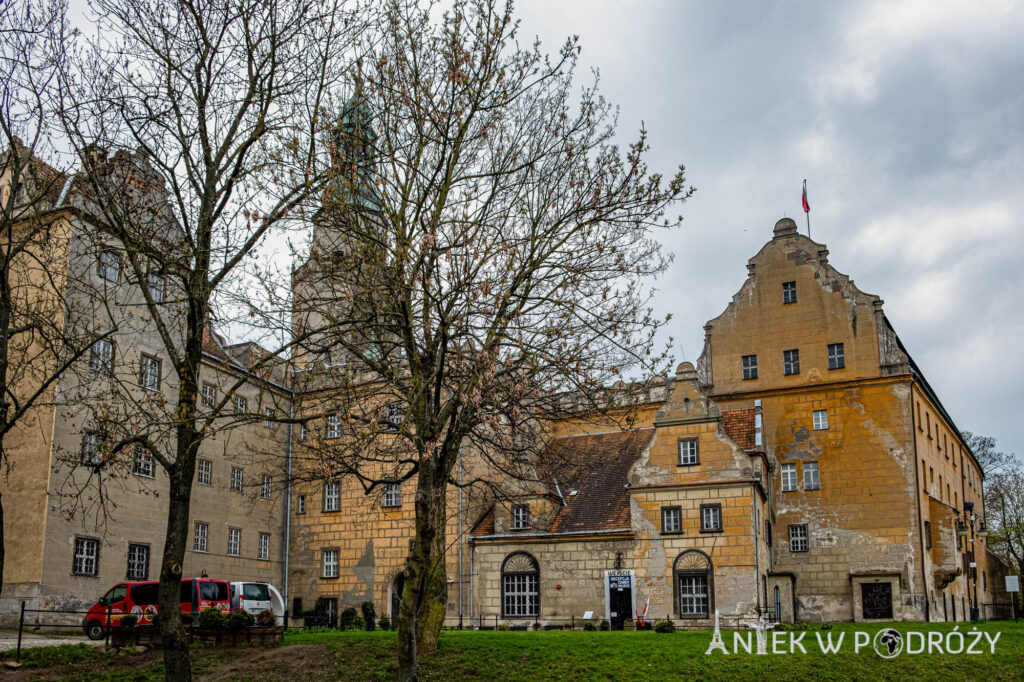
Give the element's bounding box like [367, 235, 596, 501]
[0, 629, 101, 653]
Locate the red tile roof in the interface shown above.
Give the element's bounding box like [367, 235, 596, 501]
[722, 408, 757, 450]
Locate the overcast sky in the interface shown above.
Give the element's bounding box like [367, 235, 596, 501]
[511, 0, 1024, 459]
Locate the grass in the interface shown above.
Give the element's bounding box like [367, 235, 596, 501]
[3, 642, 94, 668]
[5, 621, 1023, 680]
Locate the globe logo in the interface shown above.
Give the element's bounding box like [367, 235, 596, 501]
[873, 628, 903, 658]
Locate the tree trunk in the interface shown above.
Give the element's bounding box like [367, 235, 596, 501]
[159, 463, 196, 680]
[0, 491, 5, 597]
[397, 461, 450, 682]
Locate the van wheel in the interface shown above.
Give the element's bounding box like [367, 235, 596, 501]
[85, 620, 106, 640]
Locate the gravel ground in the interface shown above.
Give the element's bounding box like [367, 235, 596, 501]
[0, 629, 100, 653]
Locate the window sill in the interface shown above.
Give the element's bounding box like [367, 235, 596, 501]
[677, 463, 700, 468]
[321, 575, 339, 580]
[193, 549, 208, 554]
[133, 472, 155, 479]
[699, 529, 723, 534]
[71, 573, 100, 578]
[805, 487, 821, 492]
[322, 509, 340, 514]
[661, 530, 684, 536]
[782, 489, 798, 493]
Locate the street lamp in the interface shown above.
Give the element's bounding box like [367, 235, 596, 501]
[960, 503, 985, 621]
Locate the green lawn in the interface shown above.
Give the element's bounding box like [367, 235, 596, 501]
[4, 621, 1023, 680]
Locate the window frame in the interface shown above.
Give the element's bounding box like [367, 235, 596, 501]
[803, 461, 820, 491]
[782, 281, 797, 304]
[230, 467, 243, 493]
[699, 503, 723, 533]
[500, 552, 540, 618]
[227, 528, 241, 557]
[197, 459, 212, 486]
[382, 482, 402, 508]
[81, 431, 102, 465]
[827, 342, 845, 370]
[146, 272, 165, 303]
[511, 504, 529, 530]
[193, 522, 209, 553]
[322, 548, 340, 578]
[661, 505, 683, 534]
[258, 532, 270, 561]
[323, 480, 341, 512]
[260, 474, 272, 499]
[783, 348, 800, 375]
[678, 437, 699, 466]
[132, 445, 154, 478]
[325, 414, 342, 439]
[812, 409, 829, 431]
[233, 394, 247, 414]
[90, 338, 114, 375]
[780, 463, 797, 492]
[126, 543, 150, 580]
[201, 383, 217, 408]
[789, 524, 809, 553]
[140, 353, 161, 391]
[299, 422, 309, 442]
[73, 536, 100, 576]
[673, 550, 713, 619]
[297, 494, 306, 514]
[263, 408, 275, 428]
[98, 250, 120, 282]
[741, 354, 758, 380]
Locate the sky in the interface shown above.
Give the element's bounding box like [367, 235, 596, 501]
[512, 0, 1024, 459]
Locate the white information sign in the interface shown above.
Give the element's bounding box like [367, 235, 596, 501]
[1006, 575, 1020, 593]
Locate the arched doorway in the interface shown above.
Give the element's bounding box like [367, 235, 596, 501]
[390, 574, 406, 627]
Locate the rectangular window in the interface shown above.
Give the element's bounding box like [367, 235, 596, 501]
[804, 462, 820, 490]
[678, 438, 699, 465]
[197, 459, 212, 486]
[98, 250, 120, 282]
[133, 445, 154, 478]
[233, 395, 247, 414]
[385, 403, 404, 431]
[502, 571, 539, 617]
[260, 474, 272, 499]
[662, 506, 682, 534]
[700, 503, 723, 532]
[781, 463, 797, 492]
[90, 339, 113, 374]
[678, 575, 709, 617]
[193, 522, 208, 552]
[511, 504, 529, 530]
[140, 354, 161, 391]
[81, 432, 102, 465]
[126, 543, 149, 580]
[147, 272, 164, 303]
[741, 354, 758, 380]
[227, 528, 240, 557]
[264, 408, 275, 428]
[201, 383, 217, 407]
[230, 467, 243, 493]
[789, 524, 808, 552]
[924, 520, 932, 550]
[783, 349, 800, 375]
[299, 422, 308, 442]
[782, 281, 797, 304]
[297, 494, 306, 514]
[258, 533, 270, 561]
[325, 414, 341, 439]
[323, 549, 339, 578]
[812, 409, 829, 430]
[827, 342, 845, 370]
[73, 537, 99, 575]
[382, 482, 402, 508]
[323, 481, 340, 511]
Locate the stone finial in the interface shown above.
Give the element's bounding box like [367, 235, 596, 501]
[675, 361, 698, 381]
[773, 217, 798, 238]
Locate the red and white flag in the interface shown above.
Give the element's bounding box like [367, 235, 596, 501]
[641, 596, 649, 626]
[802, 179, 810, 214]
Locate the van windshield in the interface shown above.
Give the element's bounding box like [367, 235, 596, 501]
[242, 583, 270, 601]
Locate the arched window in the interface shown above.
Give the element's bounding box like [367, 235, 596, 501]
[674, 550, 713, 618]
[501, 552, 539, 618]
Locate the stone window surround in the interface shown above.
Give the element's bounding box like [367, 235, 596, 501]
[501, 552, 540, 618]
[661, 505, 683, 534]
[511, 503, 530, 530]
[197, 459, 212, 486]
[827, 342, 845, 370]
[673, 550, 713, 619]
[782, 280, 797, 304]
[322, 548, 340, 578]
[789, 524, 808, 552]
[126, 542, 149, 580]
[677, 437, 699, 466]
[741, 354, 758, 380]
[699, 503, 723, 533]
[73, 535, 100, 576]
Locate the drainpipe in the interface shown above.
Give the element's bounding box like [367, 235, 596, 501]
[468, 537, 475, 626]
[457, 442, 464, 628]
[283, 383, 295, 616]
[910, 386, 929, 622]
[753, 488, 761, 614]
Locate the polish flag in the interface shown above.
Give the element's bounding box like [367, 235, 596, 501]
[802, 180, 810, 213]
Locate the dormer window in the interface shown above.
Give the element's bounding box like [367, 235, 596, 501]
[511, 504, 529, 530]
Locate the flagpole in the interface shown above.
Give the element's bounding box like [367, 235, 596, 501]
[802, 179, 811, 238]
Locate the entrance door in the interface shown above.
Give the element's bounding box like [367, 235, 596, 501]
[608, 575, 633, 630]
[390, 575, 405, 628]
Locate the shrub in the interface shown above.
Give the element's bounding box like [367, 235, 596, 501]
[583, 621, 596, 631]
[256, 609, 276, 626]
[377, 615, 392, 631]
[361, 602, 376, 631]
[350, 615, 366, 631]
[776, 621, 809, 632]
[339, 606, 359, 629]
[225, 609, 255, 631]
[497, 624, 510, 631]
[119, 614, 138, 628]
[654, 620, 675, 634]
[181, 613, 194, 626]
[599, 620, 610, 631]
[198, 608, 225, 631]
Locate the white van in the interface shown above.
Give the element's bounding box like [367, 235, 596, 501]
[229, 582, 285, 625]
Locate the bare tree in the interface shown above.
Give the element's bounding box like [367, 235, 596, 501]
[293, 1, 691, 677]
[58, 0, 362, 678]
[964, 431, 1023, 578]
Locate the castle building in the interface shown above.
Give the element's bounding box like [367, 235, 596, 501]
[0, 142, 1011, 627]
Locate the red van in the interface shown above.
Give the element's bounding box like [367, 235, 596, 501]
[82, 578, 232, 640]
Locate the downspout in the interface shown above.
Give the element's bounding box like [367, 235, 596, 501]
[468, 537, 475, 627]
[910, 385, 929, 622]
[753, 487, 761, 614]
[457, 442, 464, 628]
[283, 381, 295, 617]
